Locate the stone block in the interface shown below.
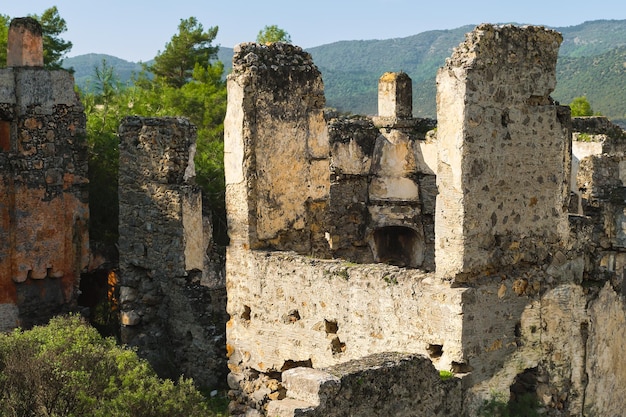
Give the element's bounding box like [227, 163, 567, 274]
[369, 177, 419, 201]
[282, 367, 340, 405]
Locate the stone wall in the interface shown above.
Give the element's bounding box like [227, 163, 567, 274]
[435, 24, 570, 281]
[224, 25, 626, 417]
[118, 116, 227, 387]
[224, 42, 330, 255]
[268, 354, 462, 417]
[0, 18, 89, 330]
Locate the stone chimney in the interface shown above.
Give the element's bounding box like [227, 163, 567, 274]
[7, 17, 44, 67]
[377, 72, 412, 119]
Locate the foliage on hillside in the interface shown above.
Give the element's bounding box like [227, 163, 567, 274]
[82, 18, 228, 246]
[306, 20, 626, 118]
[66, 53, 145, 91]
[66, 20, 626, 121]
[0, 315, 224, 417]
[558, 19, 626, 57]
[553, 46, 626, 119]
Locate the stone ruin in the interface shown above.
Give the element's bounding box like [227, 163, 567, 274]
[224, 25, 626, 416]
[117, 116, 227, 387]
[0, 18, 89, 330]
[3, 16, 626, 417]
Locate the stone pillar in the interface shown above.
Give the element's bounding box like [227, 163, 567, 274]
[118, 116, 225, 387]
[224, 42, 330, 254]
[435, 25, 570, 281]
[7, 17, 44, 67]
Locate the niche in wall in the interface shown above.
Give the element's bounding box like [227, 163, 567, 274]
[370, 225, 424, 268]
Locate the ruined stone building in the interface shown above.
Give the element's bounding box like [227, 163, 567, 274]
[0, 18, 89, 330]
[224, 25, 626, 416]
[3, 16, 626, 417]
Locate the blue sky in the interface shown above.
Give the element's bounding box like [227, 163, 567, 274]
[3, 0, 625, 62]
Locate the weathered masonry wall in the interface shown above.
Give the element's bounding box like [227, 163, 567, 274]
[435, 24, 570, 281]
[0, 18, 89, 330]
[224, 42, 330, 255]
[224, 26, 626, 417]
[118, 116, 227, 387]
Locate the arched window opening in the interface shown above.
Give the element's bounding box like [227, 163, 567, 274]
[370, 226, 423, 268]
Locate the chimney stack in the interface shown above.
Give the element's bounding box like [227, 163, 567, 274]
[7, 17, 44, 67]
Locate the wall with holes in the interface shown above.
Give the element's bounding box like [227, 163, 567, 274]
[224, 26, 626, 417]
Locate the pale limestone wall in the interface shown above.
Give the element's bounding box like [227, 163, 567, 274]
[268, 353, 463, 417]
[224, 26, 626, 417]
[585, 283, 626, 416]
[224, 43, 329, 254]
[227, 249, 464, 372]
[435, 24, 570, 280]
[226, 248, 466, 414]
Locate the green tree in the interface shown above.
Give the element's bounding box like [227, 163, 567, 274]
[256, 24, 291, 44]
[0, 14, 9, 66]
[150, 17, 219, 88]
[32, 6, 73, 69]
[0, 315, 218, 417]
[82, 60, 126, 244]
[83, 18, 229, 245]
[569, 96, 595, 117]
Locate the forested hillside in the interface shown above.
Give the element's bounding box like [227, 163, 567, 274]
[64, 19, 626, 122]
[66, 53, 145, 90]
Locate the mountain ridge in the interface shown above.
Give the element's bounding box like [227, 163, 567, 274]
[63, 19, 626, 122]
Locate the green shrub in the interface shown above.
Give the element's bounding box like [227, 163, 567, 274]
[0, 315, 217, 417]
[439, 370, 454, 381]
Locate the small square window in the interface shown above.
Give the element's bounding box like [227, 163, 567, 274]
[0, 121, 11, 152]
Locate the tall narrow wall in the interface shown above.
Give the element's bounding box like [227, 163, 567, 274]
[224, 42, 330, 255]
[118, 116, 226, 387]
[0, 18, 89, 330]
[435, 24, 570, 281]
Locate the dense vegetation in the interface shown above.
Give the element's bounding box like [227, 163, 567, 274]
[0, 315, 225, 417]
[1, 9, 228, 245]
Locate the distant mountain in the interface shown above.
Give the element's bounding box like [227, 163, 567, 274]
[63, 20, 626, 123]
[63, 53, 145, 91]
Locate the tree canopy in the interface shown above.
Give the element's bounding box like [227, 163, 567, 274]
[83, 17, 228, 245]
[150, 17, 219, 88]
[256, 24, 291, 44]
[0, 315, 216, 417]
[34, 6, 73, 69]
[570, 96, 596, 117]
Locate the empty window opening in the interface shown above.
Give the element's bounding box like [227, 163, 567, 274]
[451, 361, 473, 374]
[330, 336, 346, 355]
[280, 359, 313, 372]
[325, 319, 338, 335]
[509, 367, 540, 412]
[371, 226, 423, 268]
[241, 305, 251, 321]
[0, 121, 10, 152]
[427, 344, 443, 359]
